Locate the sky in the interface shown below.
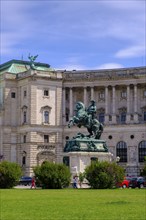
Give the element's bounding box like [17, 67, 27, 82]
[1, 0, 146, 70]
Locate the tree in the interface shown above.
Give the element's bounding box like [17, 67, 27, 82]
[78, 172, 85, 188]
[140, 156, 146, 177]
[0, 161, 22, 188]
[33, 161, 71, 189]
[85, 161, 124, 189]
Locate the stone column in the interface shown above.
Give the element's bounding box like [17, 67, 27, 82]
[91, 87, 94, 100]
[134, 84, 139, 123]
[126, 85, 131, 123]
[69, 88, 73, 118]
[112, 86, 117, 124]
[62, 88, 66, 125]
[134, 84, 138, 113]
[104, 86, 109, 124]
[84, 87, 87, 107]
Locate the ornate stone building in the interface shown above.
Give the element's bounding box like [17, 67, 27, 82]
[0, 60, 146, 176]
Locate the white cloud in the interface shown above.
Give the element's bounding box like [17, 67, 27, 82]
[97, 63, 124, 70]
[115, 45, 145, 58]
[55, 62, 124, 71]
[1, 0, 145, 65]
[101, 0, 144, 11]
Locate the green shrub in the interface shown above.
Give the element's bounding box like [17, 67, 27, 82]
[85, 161, 124, 189]
[0, 161, 22, 188]
[140, 156, 146, 177]
[140, 165, 146, 177]
[33, 161, 71, 189]
[78, 172, 85, 188]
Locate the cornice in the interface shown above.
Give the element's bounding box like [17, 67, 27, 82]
[63, 67, 146, 81]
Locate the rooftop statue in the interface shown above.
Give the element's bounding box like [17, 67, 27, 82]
[28, 54, 38, 70]
[68, 100, 103, 139]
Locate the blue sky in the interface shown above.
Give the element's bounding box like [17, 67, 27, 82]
[1, 0, 146, 70]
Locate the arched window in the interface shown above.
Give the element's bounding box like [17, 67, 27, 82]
[116, 141, 127, 162]
[139, 141, 146, 162]
[44, 111, 49, 123]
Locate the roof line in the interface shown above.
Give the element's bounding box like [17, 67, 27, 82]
[0, 59, 51, 71]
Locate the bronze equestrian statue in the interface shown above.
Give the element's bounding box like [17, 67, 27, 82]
[68, 101, 103, 139]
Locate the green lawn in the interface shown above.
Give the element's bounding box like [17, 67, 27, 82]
[0, 188, 146, 220]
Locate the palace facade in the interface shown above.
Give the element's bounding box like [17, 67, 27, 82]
[0, 60, 146, 176]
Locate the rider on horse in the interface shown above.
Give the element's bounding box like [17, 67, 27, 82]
[68, 101, 103, 139]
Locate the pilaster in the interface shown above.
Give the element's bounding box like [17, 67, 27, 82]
[69, 88, 73, 118]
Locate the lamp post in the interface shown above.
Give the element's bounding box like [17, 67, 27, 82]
[116, 156, 120, 164]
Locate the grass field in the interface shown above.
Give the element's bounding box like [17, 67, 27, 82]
[0, 188, 146, 220]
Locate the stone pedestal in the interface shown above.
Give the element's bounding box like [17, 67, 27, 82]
[63, 151, 113, 178]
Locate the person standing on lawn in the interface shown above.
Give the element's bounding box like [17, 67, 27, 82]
[73, 176, 78, 189]
[30, 177, 36, 189]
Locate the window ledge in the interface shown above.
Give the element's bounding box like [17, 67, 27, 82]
[22, 122, 27, 125]
[42, 122, 50, 125]
[43, 96, 50, 99]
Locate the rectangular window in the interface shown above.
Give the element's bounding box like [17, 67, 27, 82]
[121, 113, 126, 123]
[99, 113, 104, 123]
[11, 92, 16, 98]
[144, 112, 146, 121]
[121, 91, 127, 98]
[23, 135, 26, 143]
[24, 90, 27, 97]
[99, 91, 105, 100]
[66, 93, 69, 100]
[109, 115, 112, 121]
[44, 111, 49, 123]
[63, 156, 70, 167]
[23, 111, 27, 123]
[44, 90, 49, 96]
[66, 113, 69, 122]
[44, 135, 49, 143]
[22, 156, 26, 165]
[91, 157, 98, 162]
